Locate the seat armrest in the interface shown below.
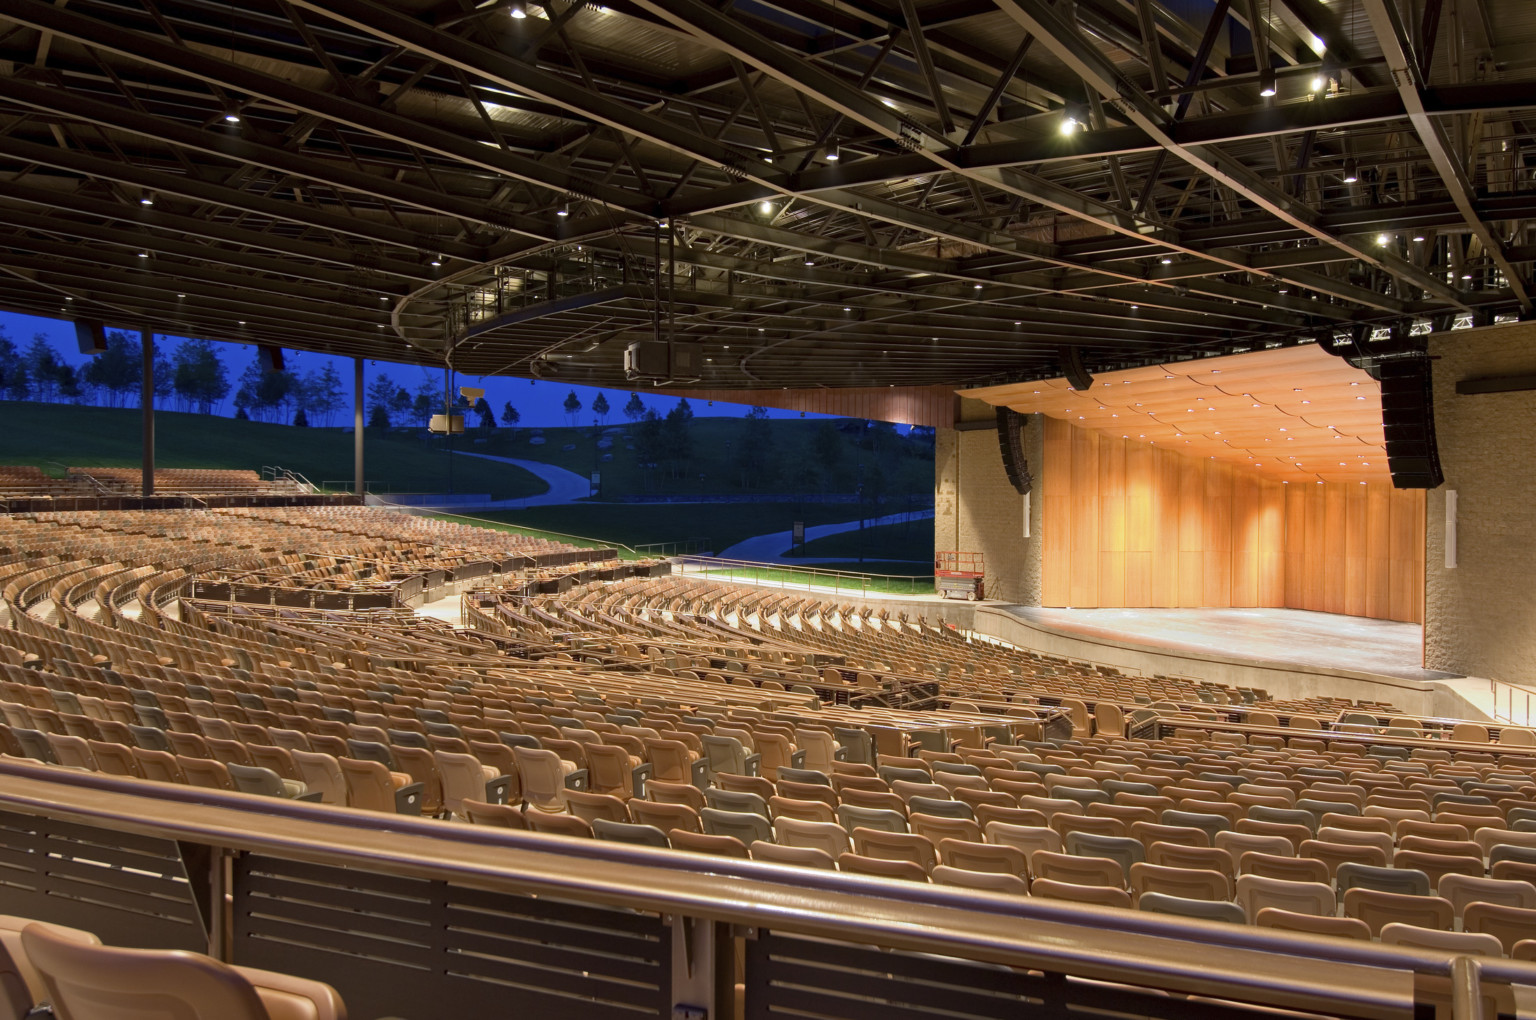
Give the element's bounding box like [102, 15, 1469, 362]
[563, 768, 589, 791]
[393, 781, 425, 814]
[484, 774, 515, 804]
[744, 753, 762, 777]
[833, 745, 850, 762]
[790, 749, 807, 769]
[295, 790, 325, 803]
[689, 758, 710, 790]
[630, 762, 653, 800]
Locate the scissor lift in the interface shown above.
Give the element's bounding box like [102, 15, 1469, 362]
[935, 551, 984, 601]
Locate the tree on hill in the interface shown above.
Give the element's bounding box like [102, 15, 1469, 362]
[56, 364, 83, 404]
[812, 421, 843, 492]
[298, 363, 345, 427]
[562, 389, 582, 426]
[623, 391, 645, 422]
[633, 408, 663, 483]
[24, 335, 63, 403]
[234, 356, 294, 423]
[592, 392, 610, 426]
[152, 347, 176, 408]
[171, 338, 230, 414]
[390, 385, 413, 424]
[413, 379, 439, 427]
[365, 372, 396, 429]
[734, 405, 775, 489]
[82, 332, 139, 407]
[661, 399, 693, 478]
[500, 401, 520, 428]
[293, 406, 309, 427]
[474, 396, 496, 429]
[0, 333, 28, 401]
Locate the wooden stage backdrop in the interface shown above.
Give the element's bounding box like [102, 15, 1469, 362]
[1040, 418, 1425, 623]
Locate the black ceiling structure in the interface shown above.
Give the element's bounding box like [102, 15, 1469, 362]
[0, 0, 1532, 392]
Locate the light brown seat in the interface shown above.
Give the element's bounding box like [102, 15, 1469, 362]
[936, 839, 1028, 878]
[178, 755, 235, 791]
[525, 810, 595, 839]
[338, 757, 421, 813]
[850, 828, 938, 872]
[21, 922, 347, 1020]
[1464, 902, 1536, 955]
[564, 789, 632, 825]
[1438, 874, 1536, 917]
[932, 866, 1028, 894]
[1129, 862, 1231, 903]
[1235, 874, 1335, 917]
[130, 748, 184, 785]
[749, 842, 835, 870]
[1144, 843, 1236, 881]
[1031, 850, 1123, 888]
[436, 750, 508, 820]
[290, 750, 346, 805]
[837, 853, 929, 882]
[630, 800, 702, 835]
[0, 915, 100, 1019]
[1030, 877, 1131, 908]
[668, 830, 749, 858]
[463, 800, 528, 828]
[1342, 888, 1453, 937]
[1254, 907, 1370, 940]
[773, 817, 852, 858]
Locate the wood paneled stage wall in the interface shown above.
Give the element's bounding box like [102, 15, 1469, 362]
[1040, 418, 1425, 623]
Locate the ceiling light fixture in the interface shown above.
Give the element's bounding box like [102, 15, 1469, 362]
[556, 200, 569, 217]
[758, 200, 774, 215]
[823, 138, 841, 162]
[1258, 67, 1278, 97]
[1342, 158, 1359, 183]
[509, 1, 528, 18]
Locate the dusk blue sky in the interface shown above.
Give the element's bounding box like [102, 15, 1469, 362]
[0, 310, 829, 428]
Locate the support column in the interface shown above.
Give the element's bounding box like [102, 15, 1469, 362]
[353, 357, 365, 497]
[140, 329, 155, 497]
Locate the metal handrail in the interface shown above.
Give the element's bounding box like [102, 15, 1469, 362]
[677, 553, 935, 596]
[0, 760, 1512, 1020]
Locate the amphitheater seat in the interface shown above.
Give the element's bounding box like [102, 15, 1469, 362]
[836, 853, 928, 882]
[931, 866, 1027, 894]
[1137, 892, 1246, 924]
[1254, 908, 1370, 940]
[1378, 924, 1503, 956]
[1342, 888, 1453, 937]
[20, 923, 346, 1020]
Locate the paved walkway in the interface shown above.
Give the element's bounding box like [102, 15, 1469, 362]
[718, 509, 935, 563]
[432, 452, 591, 507]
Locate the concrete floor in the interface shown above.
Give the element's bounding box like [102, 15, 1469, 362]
[1003, 606, 1461, 683]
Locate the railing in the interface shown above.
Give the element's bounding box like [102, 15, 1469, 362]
[633, 536, 711, 556]
[677, 553, 936, 596]
[0, 760, 1525, 1020]
[1492, 678, 1536, 726]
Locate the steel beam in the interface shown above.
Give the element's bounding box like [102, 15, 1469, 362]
[1359, 0, 1531, 312]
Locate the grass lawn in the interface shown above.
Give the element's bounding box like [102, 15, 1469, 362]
[786, 519, 934, 563]
[685, 562, 935, 595]
[0, 402, 545, 499]
[467, 502, 870, 555]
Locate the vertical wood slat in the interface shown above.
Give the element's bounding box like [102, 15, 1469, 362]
[1035, 422, 1425, 622]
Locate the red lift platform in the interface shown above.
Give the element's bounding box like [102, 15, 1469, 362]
[934, 551, 984, 601]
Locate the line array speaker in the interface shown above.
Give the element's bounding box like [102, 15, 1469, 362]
[257, 345, 285, 373]
[1059, 346, 1094, 391]
[74, 319, 106, 355]
[996, 407, 1032, 496]
[1378, 356, 1444, 489]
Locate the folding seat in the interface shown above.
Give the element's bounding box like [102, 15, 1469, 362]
[717, 773, 776, 800]
[908, 813, 982, 846]
[648, 781, 706, 810]
[767, 796, 836, 824]
[1463, 902, 1536, 954]
[338, 757, 424, 814]
[701, 807, 773, 846]
[1031, 850, 1123, 889]
[589, 819, 672, 848]
[836, 853, 926, 882]
[773, 817, 851, 858]
[1439, 874, 1536, 918]
[228, 764, 316, 801]
[1129, 862, 1231, 903]
[1235, 874, 1336, 918]
[775, 783, 838, 812]
[131, 748, 184, 784]
[289, 750, 346, 805]
[1129, 821, 1209, 852]
[1302, 839, 1389, 878]
[514, 746, 586, 813]
[463, 800, 528, 828]
[629, 799, 701, 835]
[1343, 888, 1453, 936]
[206, 738, 254, 768]
[177, 755, 234, 791]
[45, 735, 96, 772]
[836, 804, 906, 835]
[936, 839, 1027, 879]
[20, 923, 345, 1020]
[931, 866, 1027, 894]
[975, 805, 1048, 830]
[669, 830, 749, 858]
[1160, 809, 1231, 843]
[1029, 877, 1129, 908]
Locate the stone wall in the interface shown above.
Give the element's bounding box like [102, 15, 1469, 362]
[1425, 322, 1536, 684]
[934, 404, 1042, 604]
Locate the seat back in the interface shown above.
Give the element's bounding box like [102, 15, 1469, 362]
[22, 923, 269, 1020]
[227, 763, 288, 798]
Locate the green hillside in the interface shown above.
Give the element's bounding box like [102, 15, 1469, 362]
[0, 402, 544, 499]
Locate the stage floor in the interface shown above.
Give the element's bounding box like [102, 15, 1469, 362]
[1000, 606, 1461, 683]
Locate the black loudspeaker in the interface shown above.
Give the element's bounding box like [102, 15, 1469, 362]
[996, 407, 1032, 496]
[1059, 346, 1094, 391]
[1378, 356, 1444, 489]
[74, 319, 106, 355]
[257, 345, 286, 373]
